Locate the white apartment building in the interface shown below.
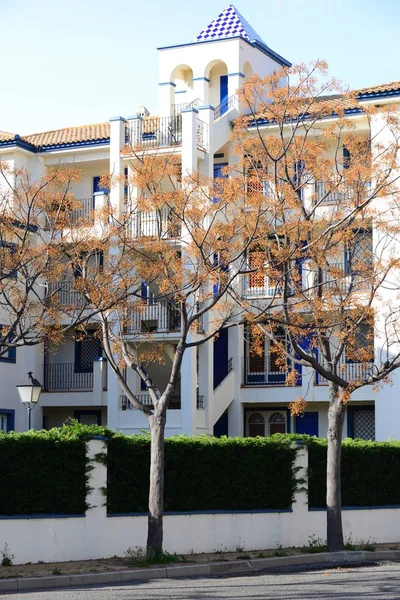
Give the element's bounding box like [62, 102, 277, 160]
[1, 5, 399, 440]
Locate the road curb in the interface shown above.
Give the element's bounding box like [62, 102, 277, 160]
[0, 550, 398, 592]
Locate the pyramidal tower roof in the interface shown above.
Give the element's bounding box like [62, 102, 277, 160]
[194, 4, 267, 46]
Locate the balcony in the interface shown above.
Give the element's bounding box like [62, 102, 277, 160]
[243, 279, 278, 299]
[43, 361, 107, 392]
[127, 116, 182, 150]
[71, 197, 95, 224]
[243, 357, 296, 386]
[125, 206, 181, 239]
[318, 263, 370, 293]
[47, 280, 87, 306]
[121, 391, 181, 410]
[315, 360, 374, 385]
[124, 300, 181, 334]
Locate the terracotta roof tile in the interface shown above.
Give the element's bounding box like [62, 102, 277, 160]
[22, 122, 110, 148]
[0, 131, 16, 142]
[357, 80, 400, 96]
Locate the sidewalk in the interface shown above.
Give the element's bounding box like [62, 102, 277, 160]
[1, 549, 400, 592]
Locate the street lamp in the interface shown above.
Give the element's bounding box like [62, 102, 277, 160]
[16, 372, 42, 430]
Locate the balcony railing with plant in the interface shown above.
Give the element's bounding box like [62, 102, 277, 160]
[127, 116, 182, 150]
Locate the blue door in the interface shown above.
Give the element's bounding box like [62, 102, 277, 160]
[214, 327, 228, 388]
[213, 163, 228, 203]
[296, 412, 318, 436]
[220, 75, 228, 115]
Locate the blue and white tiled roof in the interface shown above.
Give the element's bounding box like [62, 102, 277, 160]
[194, 4, 267, 46]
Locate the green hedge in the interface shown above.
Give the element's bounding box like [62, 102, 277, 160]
[107, 434, 298, 513]
[0, 424, 112, 516]
[308, 438, 400, 508]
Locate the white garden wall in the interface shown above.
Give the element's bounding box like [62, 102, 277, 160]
[1, 439, 400, 565]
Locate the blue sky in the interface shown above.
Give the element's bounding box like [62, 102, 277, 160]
[1, 0, 399, 135]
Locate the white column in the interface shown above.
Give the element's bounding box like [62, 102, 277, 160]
[181, 107, 198, 176]
[109, 116, 126, 218]
[106, 358, 121, 431]
[228, 324, 243, 437]
[291, 443, 309, 519]
[93, 357, 107, 406]
[181, 345, 197, 434]
[85, 439, 109, 557]
[198, 105, 214, 179]
[159, 82, 176, 117]
[199, 337, 213, 434]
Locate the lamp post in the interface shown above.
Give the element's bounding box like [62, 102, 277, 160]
[16, 372, 42, 430]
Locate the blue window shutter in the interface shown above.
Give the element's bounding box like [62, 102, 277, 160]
[93, 176, 108, 195]
[124, 167, 128, 199]
[343, 147, 351, 169]
[8, 345, 16, 363]
[7, 410, 15, 432]
[220, 75, 228, 114]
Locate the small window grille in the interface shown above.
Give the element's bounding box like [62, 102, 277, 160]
[269, 412, 286, 434]
[353, 409, 375, 440]
[248, 412, 265, 437]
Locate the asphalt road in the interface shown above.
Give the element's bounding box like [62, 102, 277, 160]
[4, 563, 400, 599]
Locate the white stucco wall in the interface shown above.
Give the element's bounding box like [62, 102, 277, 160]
[2, 441, 400, 565]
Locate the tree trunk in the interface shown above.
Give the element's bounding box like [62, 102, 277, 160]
[146, 407, 166, 558]
[326, 382, 346, 552]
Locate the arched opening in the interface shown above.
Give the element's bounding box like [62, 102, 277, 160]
[269, 412, 286, 435]
[243, 62, 253, 79]
[248, 412, 265, 437]
[204, 60, 228, 113]
[170, 64, 194, 112]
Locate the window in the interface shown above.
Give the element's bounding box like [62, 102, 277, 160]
[0, 326, 16, 363]
[343, 146, 351, 169]
[348, 407, 375, 440]
[0, 410, 14, 432]
[346, 321, 374, 364]
[247, 248, 266, 294]
[74, 331, 102, 372]
[248, 412, 265, 437]
[0, 414, 7, 432]
[345, 230, 373, 275]
[269, 412, 286, 434]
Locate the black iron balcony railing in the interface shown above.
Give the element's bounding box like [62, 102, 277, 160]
[125, 206, 181, 239]
[43, 363, 93, 392]
[124, 300, 181, 334]
[172, 98, 201, 116]
[214, 95, 236, 120]
[71, 197, 95, 224]
[127, 116, 182, 149]
[315, 360, 374, 385]
[242, 356, 294, 386]
[121, 391, 181, 410]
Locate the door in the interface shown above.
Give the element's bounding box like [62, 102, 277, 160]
[213, 327, 228, 388]
[213, 163, 228, 203]
[220, 75, 229, 115]
[296, 412, 318, 436]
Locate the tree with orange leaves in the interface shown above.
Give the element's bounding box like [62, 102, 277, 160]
[229, 61, 400, 551]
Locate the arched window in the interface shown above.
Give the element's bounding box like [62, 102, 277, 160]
[269, 412, 286, 435]
[248, 412, 265, 437]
